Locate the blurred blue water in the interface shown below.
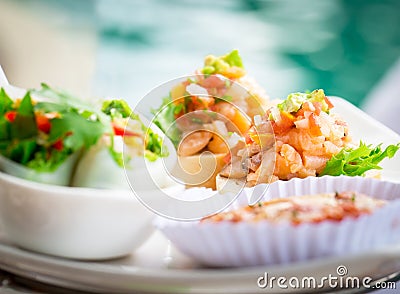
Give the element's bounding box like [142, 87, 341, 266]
[5, 0, 400, 107]
[93, 0, 400, 107]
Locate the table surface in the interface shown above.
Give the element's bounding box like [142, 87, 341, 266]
[1, 269, 399, 294]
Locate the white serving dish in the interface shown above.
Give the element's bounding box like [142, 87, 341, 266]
[0, 70, 182, 260]
[0, 152, 79, 186]
[0, 171, 157, 260]
[154, 97, 400, 267]
[157, 176, 400, 267]
[0, 230, 399, 293]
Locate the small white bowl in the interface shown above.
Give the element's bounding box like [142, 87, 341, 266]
[0, 171, 156, 260]
[157, 176, 400, 267]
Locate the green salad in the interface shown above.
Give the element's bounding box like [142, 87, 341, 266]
[0, 85, 168, 185]
[0, 85, 104, 172]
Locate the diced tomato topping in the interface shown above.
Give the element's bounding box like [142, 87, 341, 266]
[308, 113, 322, 136]
[36, 115, 51, 133]
[312, 101, 322, 115]
[272, 111, 294, 134]
[245, 133, 253, 144]
[191, 96, 214, 110]
[280, 111, 295, 125]
[324, 96, 334, 109]
[174, 109, 185, 119]
[124, 129, 142, 137]
[295, 108, 305, 118]
[52, 139, 64, 151]
[112, 123, 141, 137]
[223, 153, 231, 164]
[301, 101, 315, 112]
[113, 125, 125, 136]
[198, 75, 226, 89]
[4, 111, 17, 122]
[245, 126, 257, 144]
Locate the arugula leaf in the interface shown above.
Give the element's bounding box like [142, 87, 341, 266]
[34, 102, 70, 113]
[0, 92, 37, 165]
[0, 88, 13, 115]
[33, 83, 90, 109]
[10, 92, 37, 140]
[35, 84, 110, 127]
[0, 119, 10, 140]
[17, 92, 34, 115]
[320, 142, 400, 177]
[8, 139, 37, 165]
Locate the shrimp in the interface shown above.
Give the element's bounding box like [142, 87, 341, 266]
[220, 156, 247, 178]
[302, 154, 328, 174]
[178, 131, 213, 156]
[212, 102, 251, 133]
[280, 144, 303, 174]
[207, 134, 229, 154]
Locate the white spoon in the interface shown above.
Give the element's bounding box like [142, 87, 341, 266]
[0, 65, 9, 86]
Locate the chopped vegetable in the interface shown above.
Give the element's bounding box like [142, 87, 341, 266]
[222, 89, 353, 184]
[277, 89, 331, 114]
[102, 99, 168, 166]
[320, 142, 400, 177]
[202, 49, 245, 78]
[0, 87, 105, 172]
[153, 50, 251, 147]
[102, 99, 133, 119]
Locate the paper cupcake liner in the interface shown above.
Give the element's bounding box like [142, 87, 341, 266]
[157, 176, 400, 267]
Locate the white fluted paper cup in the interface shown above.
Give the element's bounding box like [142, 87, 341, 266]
[156, 176, 400, 267]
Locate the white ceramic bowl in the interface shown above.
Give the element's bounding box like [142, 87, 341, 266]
[0, 171, 157, 260]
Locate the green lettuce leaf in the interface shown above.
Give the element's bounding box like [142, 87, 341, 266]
[320, 142, 400, 177]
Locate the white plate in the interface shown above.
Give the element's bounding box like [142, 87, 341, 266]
[0, 231, 400, 293]
[0, 97, 399, 293]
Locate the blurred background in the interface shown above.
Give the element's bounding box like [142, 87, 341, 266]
[0, 0, 399, 132]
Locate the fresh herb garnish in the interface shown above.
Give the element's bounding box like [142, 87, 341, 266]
[320, 141, 400, 177]
[0, 86, 106, 172]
